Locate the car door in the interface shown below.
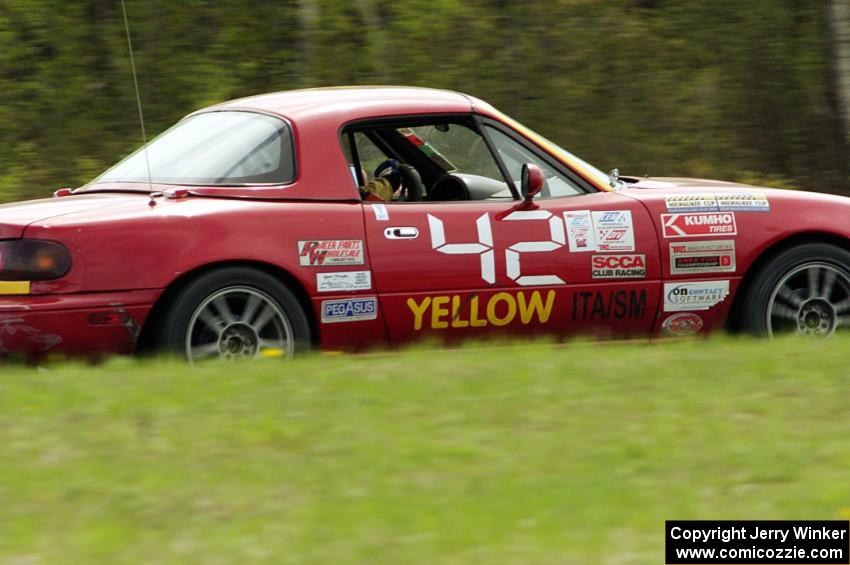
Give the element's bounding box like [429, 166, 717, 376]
[356, 118, 661, 344]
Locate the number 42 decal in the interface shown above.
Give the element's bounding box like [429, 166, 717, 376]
[427, 210, 568, 287]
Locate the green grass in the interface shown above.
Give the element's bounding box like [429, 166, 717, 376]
[1, 337, 849, 564]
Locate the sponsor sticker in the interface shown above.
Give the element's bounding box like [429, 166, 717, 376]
[669, 240, 736, 275]
[661, 212, 737, 238]
[664, 194, 718, 212]
[591, 210, 635, 252]
[661, 312, 704, 336]
[591, 254, 646, 279]
[664, 192, 770, 213]
[572, 289, 647, 321]
[565, 210, 634, 252]
[373, 203, 389, 221]
[565, 210, 596, 252]
[316, 271, 372, 292]
[716, 192, 770, 212]
[298, 240, 364, 266]
[321, 297, 378, 323]
[664, 280, 730, 312]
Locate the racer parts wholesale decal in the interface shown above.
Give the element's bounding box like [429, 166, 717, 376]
[663, 280, 730, 312]
[321, 297, 378, 323]
[316, 271, 372, 292]
[298, 240, 364, 266]
[571, 289, 647, 321]
[664, 192, 770, 213]
[669, 240, 736, 275]
[565, 210, 634, 253]
[591, 254, 646, 279]
[407, 290, 555, 331]
[661, 213, 737, 238]
[661, 312, 704, 336]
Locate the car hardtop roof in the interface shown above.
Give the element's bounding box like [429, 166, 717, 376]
[195, 85, 481, 124]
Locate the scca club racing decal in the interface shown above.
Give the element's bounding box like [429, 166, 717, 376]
[407, 290, 555, 331]
[565, 210, 635, 253]
[661, 213, 737, 238]
[669, 240, 735, 275]
[661, 312, 704, 336]
[663, 280, 730, 312]
[321, 297, 378, 323]
[591, 254, 646, 279]
[571, 289, 646, 321]
[298, 240, 364, 266]
[665, 193, 770, 213]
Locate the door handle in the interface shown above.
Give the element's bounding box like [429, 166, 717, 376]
[384, 227, 419, 239]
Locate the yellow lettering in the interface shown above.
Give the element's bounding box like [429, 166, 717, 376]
[469, 295, 487, 327]
[486, 292, 517, 327]
[407, 297, 431, 331]
[431, 296, 450, 329]
[450, 295, 469, 328]
[517, 290, 556, 324]
[412, 291, 557, 331]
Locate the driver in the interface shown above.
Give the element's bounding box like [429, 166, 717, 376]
[360, 159, 425, 202]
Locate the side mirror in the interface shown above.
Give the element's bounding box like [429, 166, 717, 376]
[520, 163, 544, 203]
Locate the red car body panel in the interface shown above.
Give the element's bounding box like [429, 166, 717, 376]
[2, 86, 849, 357]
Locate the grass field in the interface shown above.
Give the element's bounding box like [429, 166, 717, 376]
[1, 337, 849, 564]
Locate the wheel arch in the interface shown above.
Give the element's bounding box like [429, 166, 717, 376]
[727, 231, 850, 332]
[135, 260, 317, 353]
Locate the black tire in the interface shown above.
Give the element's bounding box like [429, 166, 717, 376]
[156, 267, 311, 361]
[738, 243, 850, 337]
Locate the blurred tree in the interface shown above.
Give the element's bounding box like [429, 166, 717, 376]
[831, 0, 850, 141]
[0, 0, 847, 203]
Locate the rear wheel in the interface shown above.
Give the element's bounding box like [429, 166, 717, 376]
[157, 268, 311, 361]
[739, 243, 850, 337]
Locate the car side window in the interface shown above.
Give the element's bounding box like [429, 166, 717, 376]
[343, 119, 514, 202]
[352, 132, 388, 182]
[484, 126, 583, 198]
[341, 133, 385, 187]
[400, 124, 502, 180]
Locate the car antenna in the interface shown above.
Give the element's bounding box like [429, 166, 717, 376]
[120, 0, 156, 207]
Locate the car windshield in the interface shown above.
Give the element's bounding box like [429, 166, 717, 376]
[91, 111, 295, 186]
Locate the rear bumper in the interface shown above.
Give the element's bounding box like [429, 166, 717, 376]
[0, 289, 160, 357]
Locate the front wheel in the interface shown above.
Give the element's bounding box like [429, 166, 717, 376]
[157, 268, 311, 361]
[739, 243, 850, 337]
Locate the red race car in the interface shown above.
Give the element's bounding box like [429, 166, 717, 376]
[1, 86, 848, 360]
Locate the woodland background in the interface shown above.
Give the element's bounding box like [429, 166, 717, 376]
[1, 0, 849, 203]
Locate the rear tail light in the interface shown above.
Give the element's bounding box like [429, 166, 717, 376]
[0, 239, 72, 281]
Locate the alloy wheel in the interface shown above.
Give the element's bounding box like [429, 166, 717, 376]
[766, 262, 850, 337]
[185, 286, 294, 362]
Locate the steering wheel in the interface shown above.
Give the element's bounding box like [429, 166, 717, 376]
[397, 163, 425, 202]
[427, 174, 469, 201]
